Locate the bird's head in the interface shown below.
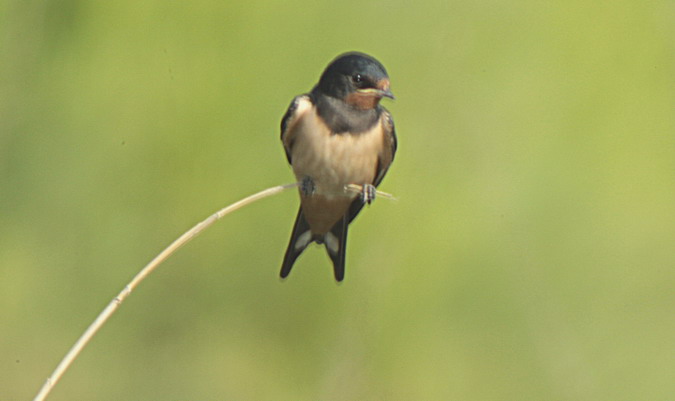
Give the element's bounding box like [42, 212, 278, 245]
[316, 52, 394, 110]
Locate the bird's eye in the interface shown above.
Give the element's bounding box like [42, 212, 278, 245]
[352, 74, 363, 83]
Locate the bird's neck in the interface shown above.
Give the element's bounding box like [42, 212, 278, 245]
[312, 91, 381, 135]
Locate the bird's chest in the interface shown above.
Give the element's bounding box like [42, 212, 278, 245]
[291, 113, 382, 197]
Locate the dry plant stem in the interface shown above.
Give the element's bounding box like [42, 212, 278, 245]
[32, 182, 395, 401]
[32, 182, 299, 401]
[345, 184, 396, 201]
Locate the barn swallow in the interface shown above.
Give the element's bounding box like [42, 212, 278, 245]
[279, 52, 397, 281]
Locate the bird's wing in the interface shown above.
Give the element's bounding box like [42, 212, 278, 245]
[280, 94, 312, 164]
[373, 108, 397, 187]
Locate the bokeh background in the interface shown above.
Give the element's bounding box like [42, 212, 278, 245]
[2, 1, 674, 400]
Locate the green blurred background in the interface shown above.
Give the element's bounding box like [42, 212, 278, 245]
[2, 1, 674, 400]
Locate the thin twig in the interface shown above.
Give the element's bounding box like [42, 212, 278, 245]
[345, 184, 397, 201]
[32, 182, 299, 401]
[32, 181, 396, 401]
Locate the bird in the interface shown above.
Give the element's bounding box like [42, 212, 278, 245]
[279, 51, 397, 282]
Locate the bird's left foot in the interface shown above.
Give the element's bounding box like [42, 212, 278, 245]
[361, 184, 377, 204]
[300, 176, 316, 196]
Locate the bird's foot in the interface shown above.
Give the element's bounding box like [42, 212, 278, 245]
[360, 184, 377, 204]
[300, 176, 316, 196]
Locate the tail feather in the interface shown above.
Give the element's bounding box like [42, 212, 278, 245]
[325, 216, 348, 282]
[280, 209, 349, 282]
[280, 208, 312, 279]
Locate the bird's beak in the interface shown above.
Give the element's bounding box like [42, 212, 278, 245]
[379, 88, 395, 99]
[355, 87, 395, 100]
[376, 78, 394, 99]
